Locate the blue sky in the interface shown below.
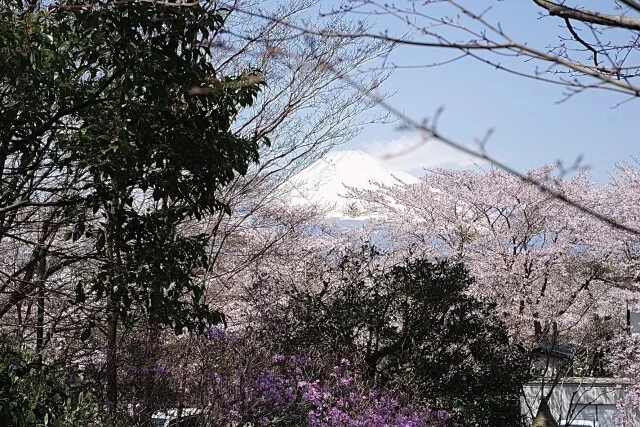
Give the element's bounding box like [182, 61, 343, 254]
[329, 1, 640, 183]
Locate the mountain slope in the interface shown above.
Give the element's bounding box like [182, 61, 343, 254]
[284, 150, 418, 219]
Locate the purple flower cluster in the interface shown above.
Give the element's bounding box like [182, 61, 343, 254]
[298, 361, 453, 427]
[204, 326, 235, 344]
[196, 331, 454, 426]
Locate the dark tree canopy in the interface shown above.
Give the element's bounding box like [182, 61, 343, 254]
[258, 246, 531, 427]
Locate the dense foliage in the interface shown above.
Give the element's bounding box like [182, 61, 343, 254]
[0, 335, 96, 426]
[1, 0, 264, 422]
[247, 246, 531, 427]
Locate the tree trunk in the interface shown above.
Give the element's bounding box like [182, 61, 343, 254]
[106, 296, 118, 422]
[105, 204, 119, 422]
[141, 319, 160, 424]
[35, 248, 46, 366]
[531, 397, 559, 427]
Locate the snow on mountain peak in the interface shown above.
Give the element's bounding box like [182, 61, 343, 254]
[284, 150, 418, 219]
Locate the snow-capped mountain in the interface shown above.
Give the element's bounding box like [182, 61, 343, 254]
[284, 150, 419, 219]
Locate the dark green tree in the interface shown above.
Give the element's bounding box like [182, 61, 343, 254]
[264, 246, 531, 427]
[1, 0, 265, 422]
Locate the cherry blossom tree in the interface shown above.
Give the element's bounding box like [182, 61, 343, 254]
[348, 166, 634, 344]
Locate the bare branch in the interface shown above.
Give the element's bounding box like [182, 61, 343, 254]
[619, 0, 640, 13]
[533, 0, 640, 30]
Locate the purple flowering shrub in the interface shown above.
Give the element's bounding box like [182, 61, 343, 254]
[111, 330, 177, 418]
[157, 326, 455, 426]
[299, 359, 454, 427]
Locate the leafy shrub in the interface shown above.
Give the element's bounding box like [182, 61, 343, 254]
[0, 335, 97, 426]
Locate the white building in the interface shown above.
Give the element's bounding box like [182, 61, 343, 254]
[522, 377, 627, 426]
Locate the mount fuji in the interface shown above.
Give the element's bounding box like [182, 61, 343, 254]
[283, 150, 419, 219]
